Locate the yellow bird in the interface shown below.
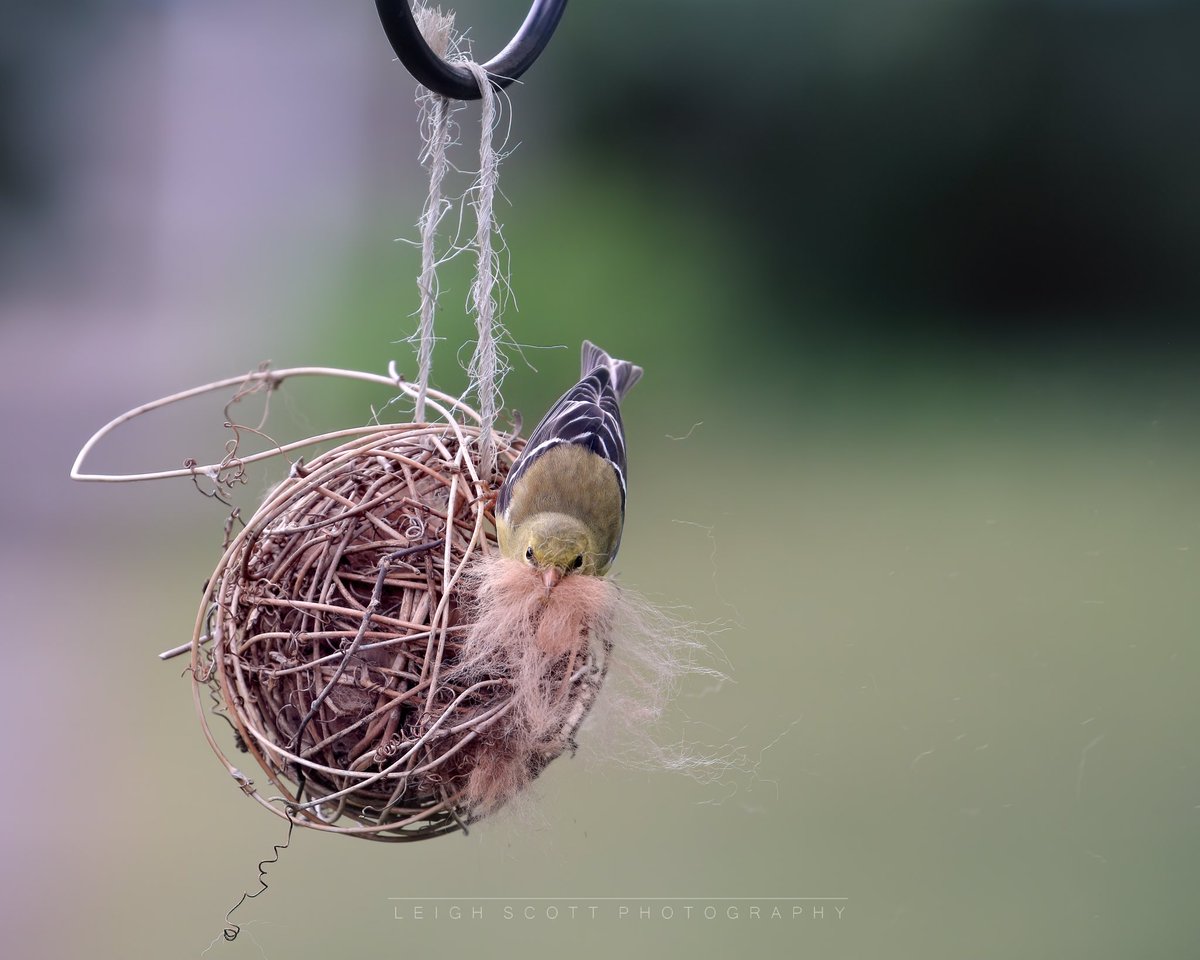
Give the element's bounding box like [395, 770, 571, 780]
[496, 341, 643, 593]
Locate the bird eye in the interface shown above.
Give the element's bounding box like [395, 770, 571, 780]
[525, 547, 535, 562]
[573, 555, 583, 569]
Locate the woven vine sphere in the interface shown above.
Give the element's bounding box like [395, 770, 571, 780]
[189, 421, 609, 841]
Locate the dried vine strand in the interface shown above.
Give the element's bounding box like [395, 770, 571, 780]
[70, 365, 478, 483]
[285, 537, 446, 759]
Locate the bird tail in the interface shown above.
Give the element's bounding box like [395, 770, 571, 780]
[581, 340, 643, 400]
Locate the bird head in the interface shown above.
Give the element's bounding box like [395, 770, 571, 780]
[518, 512, 603, 594]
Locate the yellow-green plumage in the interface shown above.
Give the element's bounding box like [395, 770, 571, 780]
[495, 341, 642, 590]
[497, 443, 624, 576]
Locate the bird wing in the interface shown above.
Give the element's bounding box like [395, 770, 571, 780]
[498, 365, 628, 517]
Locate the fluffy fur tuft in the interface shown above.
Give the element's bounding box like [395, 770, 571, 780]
[452, 555, 616, 815]
[452, 555, 732, 817]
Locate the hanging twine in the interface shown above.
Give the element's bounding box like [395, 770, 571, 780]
[412, 7, 456, 423]
[462, 60, 502, 476]
[411, 7, 506, 477]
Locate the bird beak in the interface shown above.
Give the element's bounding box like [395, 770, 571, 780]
[541, 566, 563, 595]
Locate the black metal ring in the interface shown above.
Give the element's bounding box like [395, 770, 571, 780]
[375, 0, 569, 101]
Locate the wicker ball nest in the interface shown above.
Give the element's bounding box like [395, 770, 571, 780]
[190, 419, 610, 841]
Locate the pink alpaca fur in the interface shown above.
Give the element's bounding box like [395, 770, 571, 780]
[449, 554, 729, 818]
[451, 555, 617, 815]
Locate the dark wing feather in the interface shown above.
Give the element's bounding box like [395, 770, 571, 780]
[497, 365, 628, 516]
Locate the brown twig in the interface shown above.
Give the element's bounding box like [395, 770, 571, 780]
[287, 539, 445, 759]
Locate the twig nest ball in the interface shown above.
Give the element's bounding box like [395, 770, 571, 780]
[191, 421, 613, 841]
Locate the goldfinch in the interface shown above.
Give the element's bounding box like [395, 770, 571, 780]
[496, 341, 643, 593]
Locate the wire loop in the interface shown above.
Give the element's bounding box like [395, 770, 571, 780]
[375, 0, 569, 100]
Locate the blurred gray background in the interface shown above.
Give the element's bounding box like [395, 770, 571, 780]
[2, 1, 1198, 957]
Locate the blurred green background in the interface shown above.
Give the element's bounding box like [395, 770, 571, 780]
[3, 1, 1198, 957]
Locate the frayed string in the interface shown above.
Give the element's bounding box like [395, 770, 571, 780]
[412, 7, 456, 422]
[411, 7, 507, 476]
[463, 59, 502, 477]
